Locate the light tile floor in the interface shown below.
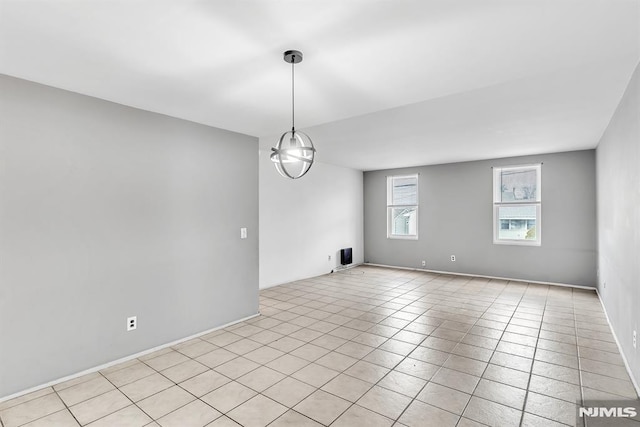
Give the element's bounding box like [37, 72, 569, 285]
[1, 266, 638, 426]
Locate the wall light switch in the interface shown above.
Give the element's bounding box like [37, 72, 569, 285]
[240, 228, 247, 239]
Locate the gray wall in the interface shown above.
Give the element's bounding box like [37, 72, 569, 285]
[0, 75, 259, 398]
[596, 62, 639, 384]
[364, 150, 597, 287]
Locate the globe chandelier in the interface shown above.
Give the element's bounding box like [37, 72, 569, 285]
[270, 50, 316, 179]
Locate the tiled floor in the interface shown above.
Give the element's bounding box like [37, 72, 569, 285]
[1, 266, 638, 426]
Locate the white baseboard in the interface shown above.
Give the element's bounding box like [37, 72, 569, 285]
[0, 312, 260, 404]
[260, 263, 365, 290]
[363, 262, 597, 290]
[594, 289, 640, 398]
[331, 263, 363, 273]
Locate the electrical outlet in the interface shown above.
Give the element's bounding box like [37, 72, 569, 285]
[127, 316, 137, 331]
[328, 255, 332, 261]
[633, 330, 637, 349]
[240, 228, 247, 239]
[450, 255, 456, 262]
[421, 260, 426, 267]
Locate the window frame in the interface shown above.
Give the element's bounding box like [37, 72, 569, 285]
[387, 174, 419, 240]
[492, 164, 542, 246]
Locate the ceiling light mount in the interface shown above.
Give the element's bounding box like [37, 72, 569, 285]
[270, 49, 316, 179]
[283, 50, 303, 64]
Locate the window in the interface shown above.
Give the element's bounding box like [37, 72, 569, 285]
[493, 164, 541, 245]
[387, 174, 418, 239]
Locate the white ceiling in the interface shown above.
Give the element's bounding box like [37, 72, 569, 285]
[1, 0, 639, 170]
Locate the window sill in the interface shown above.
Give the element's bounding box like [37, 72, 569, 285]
[493, 239, 541, 247]
[388, 235, 419, 240]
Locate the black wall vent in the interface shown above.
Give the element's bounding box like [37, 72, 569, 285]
[340, 248, 352, 265]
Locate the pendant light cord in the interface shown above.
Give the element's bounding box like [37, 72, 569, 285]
[291, 58, 295, 132]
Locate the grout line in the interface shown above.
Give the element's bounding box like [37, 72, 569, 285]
[517, 284, 549, 427]
[97, 369, 155, 424]
[235, 271, 421, 424]
[266, 409, 320, 427]
[99, 345, 248, 424]
[354, 274, 527, 424]
[267, 270, 455, 423]
[332, 276, 451, 424]
[52, 388, 82, 427]
[574, 288, 587, 427]
[451, 280, 530, 426]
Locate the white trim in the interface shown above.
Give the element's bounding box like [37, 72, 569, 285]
[493, 203, 541, 246]
[387, 173, 419, 205]
[594, 288, 640, 397]
[0, 312, 260, 403]
[387, 174, 419, 240]
[493, 164, 542, 246]
[332, 263, 362, 273]
[387, 206, 419, 240]
[363, 263, 597, 290]
[492, 239, 541, 246]
[260, 263, 365, 290]
[387, 234, 419, 241]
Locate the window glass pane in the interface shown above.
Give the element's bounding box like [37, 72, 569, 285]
[497, 206, 536, 240]
[391, 207, 417, 236]
[499, 168, 537, 202]
[392, 177, 417, 205]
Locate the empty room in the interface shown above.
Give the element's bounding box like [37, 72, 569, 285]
[1, 1, 639, 426]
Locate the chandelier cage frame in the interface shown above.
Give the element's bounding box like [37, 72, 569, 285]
[270, 50, 316, 179]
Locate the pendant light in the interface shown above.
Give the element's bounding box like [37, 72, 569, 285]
[270, 50, 316, 179]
